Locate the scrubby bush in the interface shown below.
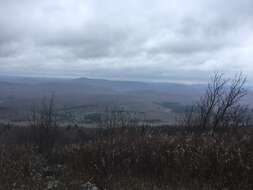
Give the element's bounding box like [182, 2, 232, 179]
[183, 72, 251, 132]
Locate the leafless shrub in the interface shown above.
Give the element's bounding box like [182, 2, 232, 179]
[100, 106, 138, 129]
[95, 106, 140, 141]
[62, 131, 253, 189]
[28, 94, 58, 154]
[1, 127, 253, 189]
[0, 145, 45, 189]
[184, 72, 248, 131]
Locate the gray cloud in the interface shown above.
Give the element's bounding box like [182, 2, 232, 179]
[0, 0, 253, 82]
[39, 24, 130, 59]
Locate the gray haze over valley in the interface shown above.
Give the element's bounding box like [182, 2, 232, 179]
[0, 75, 253, 126]
[0, 76, 205, 125]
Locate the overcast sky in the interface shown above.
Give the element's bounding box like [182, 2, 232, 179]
[0, 0, 253, 83]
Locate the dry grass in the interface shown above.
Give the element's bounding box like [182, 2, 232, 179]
[0, 127, 253, 189]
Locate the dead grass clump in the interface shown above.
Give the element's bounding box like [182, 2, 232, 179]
[1, 128, 253, 189]
[0, 145, 46, 189]
[61, 133, 253, 189]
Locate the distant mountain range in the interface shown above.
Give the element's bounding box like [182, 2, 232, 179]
[0, 75, 251, 124]
[0, 75, 205, 102]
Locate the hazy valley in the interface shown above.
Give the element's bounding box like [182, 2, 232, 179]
[0, 76, 207, 126]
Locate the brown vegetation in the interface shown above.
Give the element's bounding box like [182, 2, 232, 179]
[0, 73, 253, 189]
[1, 125, 253, 189]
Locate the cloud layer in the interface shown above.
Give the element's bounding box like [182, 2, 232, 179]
[0, 0, 253, 83]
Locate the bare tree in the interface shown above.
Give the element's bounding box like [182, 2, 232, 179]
[212, 73, 247, 128]
[197, 72, 227, 129]
[184, 72, 248, 131]
[28, 94, 58, 154]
